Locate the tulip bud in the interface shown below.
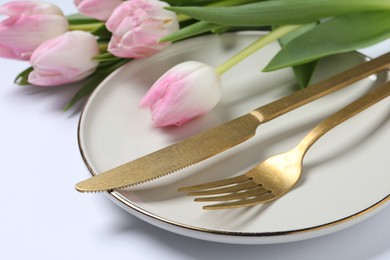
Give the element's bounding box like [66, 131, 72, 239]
[0, 1, 68, 60]
[140, 61, 222, 127]
[28, 31, 99, 86]
[73, 0, 122, 21]
[106, 0, 179, 58]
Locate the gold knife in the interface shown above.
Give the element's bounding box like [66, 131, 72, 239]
[75, 52, 390, 193]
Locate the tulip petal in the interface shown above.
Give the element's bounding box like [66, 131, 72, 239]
[0, 1, 64, 16]
[28, 31, 99, 86]
[106, 0, 179, 58]
[140, 61, 222, 127]
[74, 0, 122, 21]
[0, 1, 68, 60]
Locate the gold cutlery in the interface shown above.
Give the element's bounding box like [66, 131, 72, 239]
[75, 52, 390, 193]
[179, 80, 390, 210]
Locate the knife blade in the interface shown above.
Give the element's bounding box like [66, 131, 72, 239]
[75, 52, 390, 192]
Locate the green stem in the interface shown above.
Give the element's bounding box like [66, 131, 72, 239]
[69, 22, 103, 31]
[98, 43, 108, 53]
[177, 14, 191, 22]
[215, 24, 303, 75]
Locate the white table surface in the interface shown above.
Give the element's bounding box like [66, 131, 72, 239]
[1, 1, 389, 259]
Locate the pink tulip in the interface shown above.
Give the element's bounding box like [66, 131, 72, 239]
[28, 31, 99, 86]
[106, 0, 179, 58]
[0, 1, 68, 60]
[74, 0, 122, 21]
[140, 61, 222, 127]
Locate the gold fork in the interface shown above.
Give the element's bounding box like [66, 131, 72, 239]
[179, 80, 390, 210]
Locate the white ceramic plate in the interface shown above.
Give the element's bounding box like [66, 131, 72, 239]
[78, 32, 390, 244]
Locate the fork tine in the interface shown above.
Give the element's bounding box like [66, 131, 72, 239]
[178, 175, 249, 192]
[186, 180, 259, 196]
[203, 192, 276, 210]
[194, 187, 269, 202]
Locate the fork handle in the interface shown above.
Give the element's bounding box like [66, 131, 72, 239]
[297, 80, 390, 154]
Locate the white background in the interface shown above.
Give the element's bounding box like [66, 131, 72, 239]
[0, 1, 389, 259]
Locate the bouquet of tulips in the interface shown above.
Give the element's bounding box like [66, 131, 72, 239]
[1, 0, 389, 127]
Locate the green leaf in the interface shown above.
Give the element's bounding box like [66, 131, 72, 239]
[14, 67, 33, 85]
[91, 24, 111, 40]
[64, 74, 106, 111]
[278, 23, 319, 87]
[164, 0, 218, 6]
[277, 23, 317, 46]
[264, 11, 390, 72]
[211, 26, 231, 34]
[167, 0, 390, 27]
[160, 21, 226, 42]
[291, 62, 318, 87]
[166, 0, 262, 8]
[64, 59, 129, 110]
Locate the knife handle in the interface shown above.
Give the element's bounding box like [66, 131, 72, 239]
[253, 52, 390, 123]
